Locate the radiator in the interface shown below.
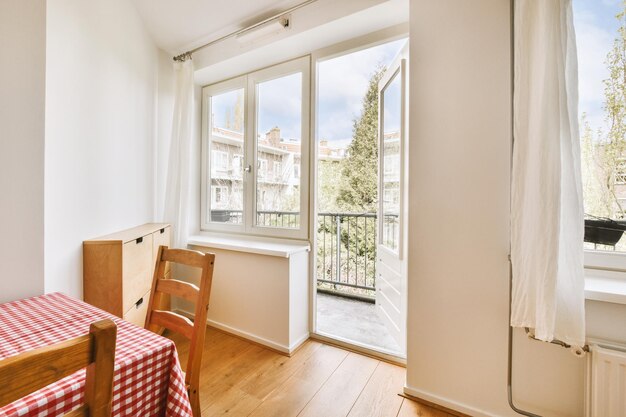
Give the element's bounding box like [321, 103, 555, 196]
[588, 344, 626, 417]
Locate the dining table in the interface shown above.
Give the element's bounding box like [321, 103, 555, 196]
[0, 292, 193, 417]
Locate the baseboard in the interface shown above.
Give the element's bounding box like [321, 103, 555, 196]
[206, 318, 292, 353]
[289, 333, 310, 354]
[403, 386, 500, 417]
[175, 308, 308, 355]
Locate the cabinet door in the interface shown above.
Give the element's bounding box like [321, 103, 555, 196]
[152, 226, 171, 257]
[122, 233, 154, 313]
[153, 226, 171, 274]
[123, 290, 150, 327]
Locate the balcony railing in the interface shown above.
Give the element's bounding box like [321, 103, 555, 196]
[208, 210, 396, 300]
[316, 212, 377, 299]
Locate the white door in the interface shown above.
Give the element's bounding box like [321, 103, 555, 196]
[376, 44, 408, 352]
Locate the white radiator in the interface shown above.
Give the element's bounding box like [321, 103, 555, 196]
[588, 344, 626, 417]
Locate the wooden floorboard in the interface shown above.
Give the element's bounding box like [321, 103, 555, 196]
[166, 328, 456, 417]
[346, 361, 405, 417]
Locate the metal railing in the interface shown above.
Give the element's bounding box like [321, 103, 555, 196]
[316, 213, 377, 298]
[208, 209, 388, 299]
[210, 210, 299, 227]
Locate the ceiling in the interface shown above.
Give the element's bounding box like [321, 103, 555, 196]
[131, 0, 306, 54]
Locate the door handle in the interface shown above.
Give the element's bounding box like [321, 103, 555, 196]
[244, 164, 252, 173]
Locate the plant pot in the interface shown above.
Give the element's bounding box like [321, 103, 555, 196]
[210, 210, 231, 222]
[584, 218, 626, 246]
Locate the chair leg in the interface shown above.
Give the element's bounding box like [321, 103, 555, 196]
[189, 385, 201, 417]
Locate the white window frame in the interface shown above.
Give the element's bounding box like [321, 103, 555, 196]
[201, 57, 310, 240]
[212, 150, 229, 172]
[309, 25, 410, 359]
[273, 160, 282, 179]
[258, 158, 268, 179]
[211, 185, 229, 205]
[202, 76, 247, 234]
[233, 153, 243, 172]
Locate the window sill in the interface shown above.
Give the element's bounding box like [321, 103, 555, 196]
[585, 269, 626, 305]
[187, 234, 310, 258]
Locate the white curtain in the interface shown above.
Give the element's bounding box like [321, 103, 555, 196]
[511, 0, 586, 350]
[164, 58, 194, 248]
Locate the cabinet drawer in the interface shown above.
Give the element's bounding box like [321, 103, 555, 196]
[123, 291, 150, 327]
[153, 226, 171, 273]
[122, 233, 153, 313]
[152, 226, 171, 256]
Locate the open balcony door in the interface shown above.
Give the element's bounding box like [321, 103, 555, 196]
[376, 42, 408, 353]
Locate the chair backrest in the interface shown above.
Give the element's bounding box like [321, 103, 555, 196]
[0, 319, 117, 417]
[144, 246, 215, 394]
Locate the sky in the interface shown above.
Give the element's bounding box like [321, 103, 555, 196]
[210, 39, 406, 144]
[318, 39, 406, 143]
[574, 0, 622, 133]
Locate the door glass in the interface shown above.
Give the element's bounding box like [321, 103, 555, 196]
[208, 88, 245, 224]
[255, 73, 302, 229]
[381, 71, 401, 251]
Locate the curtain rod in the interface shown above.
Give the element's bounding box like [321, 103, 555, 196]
[173, 0, 318, 61]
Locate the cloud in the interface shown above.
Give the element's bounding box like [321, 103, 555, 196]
[574, 0, 621, 132]
[209, 39, 407, 143]
[258, 73, 302, 139]
[317, 39, 406, 141]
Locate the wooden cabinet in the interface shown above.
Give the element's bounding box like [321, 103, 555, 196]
[83, 223, 171, 327]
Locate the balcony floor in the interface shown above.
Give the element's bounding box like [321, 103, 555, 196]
[316, 292, 402, 354]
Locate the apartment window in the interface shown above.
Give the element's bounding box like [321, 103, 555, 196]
[233, 154, 243, 172]
[211, 186, 229, 206]
[576, 0, 626, 268]
[258, 159, 268, 178]
[212, 151, 229, 172]
[201, 57, 310, 238]
[273, 161, 282, 179]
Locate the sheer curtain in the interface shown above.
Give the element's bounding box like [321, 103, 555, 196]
[164, 58, 194, 248]
[511, 0, 586, 350]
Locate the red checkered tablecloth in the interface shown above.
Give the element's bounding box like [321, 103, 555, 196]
[0, 292, 193, 417]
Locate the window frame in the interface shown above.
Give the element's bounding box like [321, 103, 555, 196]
[200, 57, 310, 240]
[211, 150, 229, 173]
[201, 75, 247, 234]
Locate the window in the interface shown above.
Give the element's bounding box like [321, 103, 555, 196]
[201, 57, 310, 238]
[211, 186, 229, 206]
[576, 1, 626, 266]
[212, 151, 229, 172]
[233, 154, 243, 174]
[380, 68, 402, 252]
[273, 161, 282, 179]
[258, 159, 268, 178]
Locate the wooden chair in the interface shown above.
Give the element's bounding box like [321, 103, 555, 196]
[0, 319, 117, 417]
[144, 246, 215, 417]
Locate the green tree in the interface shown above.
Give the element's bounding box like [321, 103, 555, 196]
[336, 67, 385, 213]
[582, 2, 626, 221]
[318, 159, 342, 213]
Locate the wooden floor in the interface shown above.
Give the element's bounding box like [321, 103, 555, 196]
[166, 328, 455, 417]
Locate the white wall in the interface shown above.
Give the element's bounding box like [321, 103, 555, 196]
[0, 1, 47, 303]
[406, 1, 512, 414]
[406, 2, 626, 417]
[44, 0, 159, 297]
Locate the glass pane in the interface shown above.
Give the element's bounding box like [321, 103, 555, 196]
[208, 88, 245, 224]
[381, 71, 401, 251]
[574, 0, 626, 252]
[255, 73, 302, 229]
